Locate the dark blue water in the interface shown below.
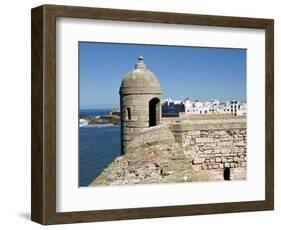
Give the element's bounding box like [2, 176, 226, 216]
[79, 109, 121, 186]
[80, 109, 111, 118]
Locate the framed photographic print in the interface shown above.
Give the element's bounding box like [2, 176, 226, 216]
[31, 4, 274, 225]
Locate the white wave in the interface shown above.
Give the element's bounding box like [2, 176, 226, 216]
[79, 119, 89, 127]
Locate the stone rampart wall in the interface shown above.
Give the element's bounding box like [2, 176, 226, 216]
[90, 118, 247, 186]
[171, 118, 247, 180]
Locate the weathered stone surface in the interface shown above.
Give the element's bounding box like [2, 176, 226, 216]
[221, 149, 231, 154]
[187, 130, 201, 136]
[196, 137, 212, 143]
[230, 167, 246, 180]
[226, 163, 232, 167]
[193, 158, 205, 164]
[218, 141, 233, 146]
[214, 130, 227, 135]
[203, 149, 212, 154]
[90, 118, 247, 186]
[90, 142, 193, 186]
[215, 157, 222, 162]
[235, 141, 246, 147]
[125, 125, 175, 152]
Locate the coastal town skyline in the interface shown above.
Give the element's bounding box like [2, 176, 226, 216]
[79, 42, 246, 109]
[80, 97, 247, 110]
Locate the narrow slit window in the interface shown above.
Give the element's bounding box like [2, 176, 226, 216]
[127, 108, 131, 120]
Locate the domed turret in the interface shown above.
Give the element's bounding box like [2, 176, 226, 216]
[120, 56, 161, 95]
[119, 56, 162, 155]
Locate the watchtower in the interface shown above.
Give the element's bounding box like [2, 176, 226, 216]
[119, 56, 162, 154]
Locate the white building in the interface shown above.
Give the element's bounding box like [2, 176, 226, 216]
[162, 98, 247, 116]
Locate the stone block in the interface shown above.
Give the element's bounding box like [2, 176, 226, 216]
[222, 139, 234, 143]
[214, 148, 221, 154]
[234, 147, 241, 153]
[221, 149, 231, 154]
[193, 158, 205, 164]
[192, 164, 201, 172]
[215, 157, 222, 162]
[185, 149, 196, 155]
[187, 130, 201, 136]
[218, 141, 233, 146]
[195, 137, 213, 143]
[221, 157, 227, 163]
[234, 157, 240, 162]
[213, 130, 227, 135]
[201, 164, 208, 170]
[203, 149, 212, 154]
[235, 141, 246, 147]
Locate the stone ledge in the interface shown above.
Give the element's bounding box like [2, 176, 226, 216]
[170, 119, 246, 132]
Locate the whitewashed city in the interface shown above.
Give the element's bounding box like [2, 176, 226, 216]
[161, 98, 247, 117]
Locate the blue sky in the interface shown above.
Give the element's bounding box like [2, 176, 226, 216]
[79, 42, 246, 109]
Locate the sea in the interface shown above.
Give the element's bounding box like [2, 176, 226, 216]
[79, 109, 121, 186]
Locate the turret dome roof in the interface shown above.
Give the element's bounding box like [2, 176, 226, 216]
[120, 56, 161, 95]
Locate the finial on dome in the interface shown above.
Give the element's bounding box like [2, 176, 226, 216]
[138, 55, 144, 62]
[135, 55, 146, 69]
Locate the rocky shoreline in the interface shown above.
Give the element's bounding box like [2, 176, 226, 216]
[80, 115, 120, 125]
